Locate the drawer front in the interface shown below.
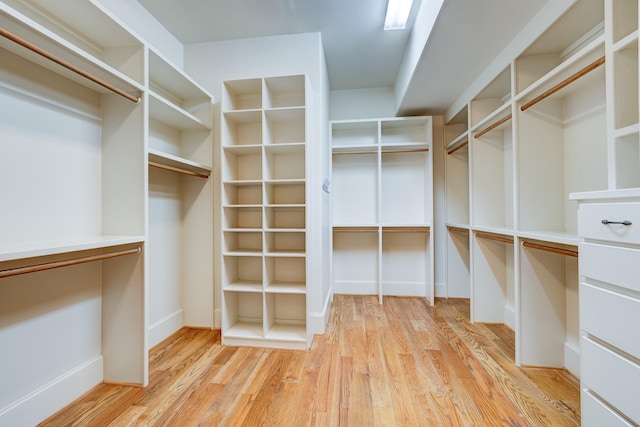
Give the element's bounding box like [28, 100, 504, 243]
[582, 336, 640, 424]
[581, 283, 640, 358]
[578, 203, 640, 244]
[582, 389, 634, 427]
[580, 242, 640, 294]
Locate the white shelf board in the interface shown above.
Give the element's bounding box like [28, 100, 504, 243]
[446, 222, 470, 231]
[224, 322, 264, 339]
[223, 282, 264, 292]
[264, 250, 306, 257]
[446, 132, 469, 152]
[0, 235, 144, 262]
[613, 30, 639, 53]
[265, 282, 306, 294]
[265, 323, 306, 342]
[469, 102, 512, 135]
[471, 225, 515, 237]
[517, 230, 579, 246]
[148, 149, 212, 176]
[148, 92, 211, 131]
[148, 48, 213, 102]
[515, 34, 605, 104]
[614, 123, 640, 139]
[223, 250, 263, 257]
[332, 144, 379, 153]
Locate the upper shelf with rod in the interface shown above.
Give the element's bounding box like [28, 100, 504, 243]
[0, 1, 145, 99]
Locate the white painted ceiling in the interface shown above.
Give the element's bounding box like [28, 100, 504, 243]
[137, 0, 548, 114]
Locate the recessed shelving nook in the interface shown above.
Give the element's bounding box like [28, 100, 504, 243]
[442, 0, 624, 378]
[146, 44, 214, 339]
[221, 75, 312, 350]
[0, 0, 215, 424]
[444, 107, 470, 299]
[331, 117, 434, 303]
[0, 0, 148, 425]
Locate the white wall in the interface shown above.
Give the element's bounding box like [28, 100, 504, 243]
[96, 0, 183, 66]
[330, 87, 396, 120]
[184, 32, 331, 331]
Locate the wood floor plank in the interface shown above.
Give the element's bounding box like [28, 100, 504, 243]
[40, 296, 581, 427]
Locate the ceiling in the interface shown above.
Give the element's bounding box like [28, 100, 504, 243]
[137, 0, 548, 114]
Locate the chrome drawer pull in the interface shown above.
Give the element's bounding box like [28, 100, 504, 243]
[601, 219, 632, 226]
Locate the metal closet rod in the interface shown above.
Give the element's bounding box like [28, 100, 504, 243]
[0, 27, 140, 104]
[149, 161, 210, 179]
[520, 55, 605, 112]
[333, 148, 429, 155]
[0, 247, 141, 279]
[474, 114, 512, 139]
[522, 241, 578, 258]
[475, 232, 513, 244]
[447, 226, 469, 233]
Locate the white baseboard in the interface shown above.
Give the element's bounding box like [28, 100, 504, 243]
[381, 280, 427, 297]
[149, 309, 184, 348]
[334, 280, 377, 295]
[435, 281, 446, 298]
[310, 289, 333, 335]
[214, 308, 222, 330]
[504, 304, 516, 331]
[564, 341, 581, 379]
[0, 355, 103, 427]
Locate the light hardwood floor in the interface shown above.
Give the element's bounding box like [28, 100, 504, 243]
[40, 296, 580, 426]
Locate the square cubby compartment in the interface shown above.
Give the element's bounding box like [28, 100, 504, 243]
[222, 110, 262, 146]
[264, 75, 305, 108]
[223, 290, 264, 339]
[265, 231, 305, 255]
[264, 144, 305, 180]
[223, 183, 262, 206]
[266, 206, 305, 230]
[265, 182, 305, 205]
[266, 256, 306, 292]
[223, 206, 262, 230]
[223, 146, 262, 181]
[223, 78, 262, 111]
[223, 256, 263, 290]
[264, 108, 305, 145]
[224, 231, 262, 254]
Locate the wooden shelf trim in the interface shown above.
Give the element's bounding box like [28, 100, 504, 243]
[447, 225, 469, 233]
[447, 140, 468, 155]
[0, 247, 141, 279]
[149, 161, 210, 179]
[474, 114, 512, 139]
[0, 27, 141, 104]
[475, 232, 513, 244]
[520, 56, 605, 112]
[522, 241, 578, 258]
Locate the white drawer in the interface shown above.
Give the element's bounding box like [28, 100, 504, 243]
[582, 336, 640, 424]
[582, 389, 634, 427]
[578, 203, 640, 244]
[580, 242, 640, 294]
[581, 283, 640, 358]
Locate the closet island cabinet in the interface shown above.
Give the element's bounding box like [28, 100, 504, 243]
[331, 117, 434, 303]
[443, 0, 639, 381]
[0, 0, 214, 425]
[220, 75, 313, 350]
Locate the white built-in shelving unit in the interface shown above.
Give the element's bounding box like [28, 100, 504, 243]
[0, 0, 214, 425]
[443, 0, 639, 385]
[220, 75, 312, 350]
[331, 117, 434, 303]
